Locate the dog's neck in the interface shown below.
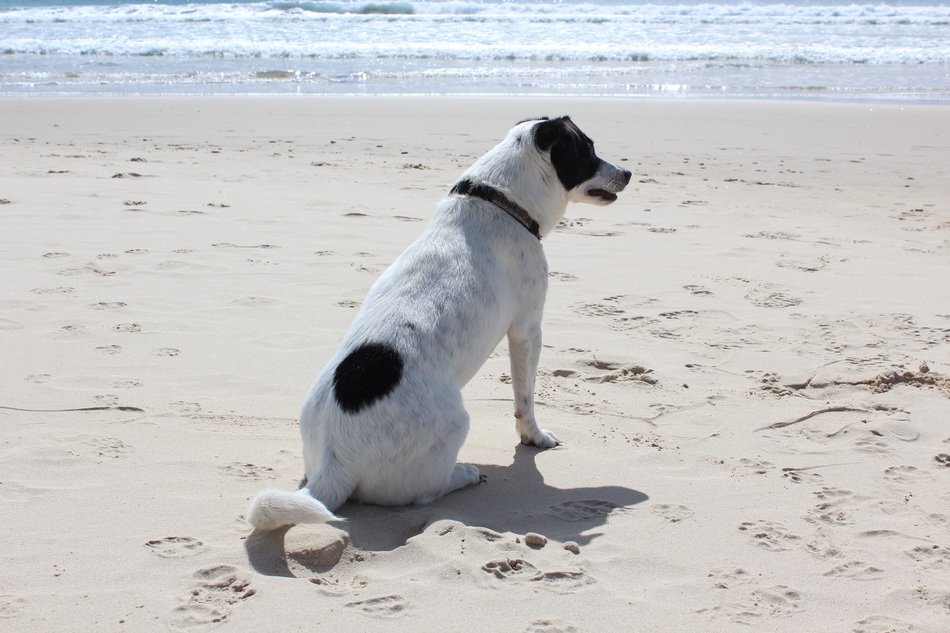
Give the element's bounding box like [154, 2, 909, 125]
[453, 128, 574, 238]
[450, 179, 541, 240]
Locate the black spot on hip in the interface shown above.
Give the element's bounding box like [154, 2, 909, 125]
[333, 342, 403, 414]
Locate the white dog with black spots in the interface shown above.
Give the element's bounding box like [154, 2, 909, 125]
[248, 116, 631, 531]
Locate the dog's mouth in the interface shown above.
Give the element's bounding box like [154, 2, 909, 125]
[587, 188, 619, 203]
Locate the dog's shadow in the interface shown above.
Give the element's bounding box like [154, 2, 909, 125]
[245, 444, 648, 577]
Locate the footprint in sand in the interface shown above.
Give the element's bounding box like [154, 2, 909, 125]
[89, 301, 127, 310]
[344, 595, 409, 619]
[584, 363, 657, 386]
[651, 504, 694, 523]
[218, 462, 277, 481]
[549, 499, 622, 522]
[95, 344, 122, 355]
[85, 263, 116, 277]
[482, 558, 541, 580]
[744, 288, 802, 308]
[806, 487, 856, 526]
[349, 263, 379, 274]
[92, 393, 120, 406]
[744, 230, 801, 241]
[155, 347, 181, 357]
[113, 322, 143, 333]
[525, 619, 581, 633]
[699, 584, 803, 625]
[169, 565, 255, 631]
[0, 594, 26, 618]
[883, 465, 930, 484]
[57, 324, 86, 337]
[813, 486, 853, 503]
[706, 567, 753, 590]
[905, 544, 950, 570]
[732, 458, 774, 476]
[852, 614, 916, 633]
[683, 284, 713, 296]
[211, 242, 278, 250]
[738, 520, 801, 551]
[570, 302, 625, 318]
[32, 286, 75, 295]
[558, 359, 656, 386]
[781, 466, 823, 484]
[481, 559, 592, 592]
[146, 536, 204, 558]
[823, 560, 884, 581]
[0, 318, 22, 331]
[85, 436, 133, 460]
[855, 436, 893, 456]
[749, 371, 796, 398]
[936, 453, 950, 468]
[170, 401, 202, 414]
[746, 585, 804, 618]
[608, 315, 650, 332]
[776, 254, 830, 273]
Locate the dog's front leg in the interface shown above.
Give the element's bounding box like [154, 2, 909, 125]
[508, 326, 559, 448]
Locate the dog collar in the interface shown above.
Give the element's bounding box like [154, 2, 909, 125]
[450, 179, 541, 240]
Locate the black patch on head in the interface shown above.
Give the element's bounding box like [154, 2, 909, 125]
[532, 116, 602, 191]
[333, 342, 403, 414]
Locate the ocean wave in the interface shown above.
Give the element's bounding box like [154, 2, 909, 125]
[3, 44, 946, 65]
[271, 1, 415, 15]
[1, 2, 949, 24]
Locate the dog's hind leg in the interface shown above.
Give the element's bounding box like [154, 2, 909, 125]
[411, 462, 482, 505]
[353, 385, 483, 506]
[447, 463, 484, 492]
[413, 387, 483, 503]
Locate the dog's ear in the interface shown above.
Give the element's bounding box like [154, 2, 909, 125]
[533, 116, 601, 192]
[533, 116, 572, 152]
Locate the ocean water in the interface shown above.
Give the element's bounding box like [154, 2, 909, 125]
[1, 0, 948, 100]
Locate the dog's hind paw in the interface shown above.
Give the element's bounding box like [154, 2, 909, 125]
[448, 463, 483, 493]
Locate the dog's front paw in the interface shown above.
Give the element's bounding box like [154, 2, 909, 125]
[521, 428, 559, 449]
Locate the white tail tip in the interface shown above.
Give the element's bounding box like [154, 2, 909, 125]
[246, 488, 342, 531]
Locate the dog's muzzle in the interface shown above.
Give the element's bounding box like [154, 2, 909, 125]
[587, 166, 632, 203]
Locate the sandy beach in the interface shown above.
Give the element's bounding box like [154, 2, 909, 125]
[1, 97, 948, 632]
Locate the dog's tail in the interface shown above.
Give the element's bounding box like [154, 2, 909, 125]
[246, 487, 342, 531]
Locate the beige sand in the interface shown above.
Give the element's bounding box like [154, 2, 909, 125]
[1, 97, 948, 632]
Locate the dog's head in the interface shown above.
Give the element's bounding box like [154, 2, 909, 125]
[455, 116, 631, 238]
[528, 116, 631, 206]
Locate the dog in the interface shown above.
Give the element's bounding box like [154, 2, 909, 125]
[247, 116, 631, 531]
